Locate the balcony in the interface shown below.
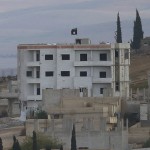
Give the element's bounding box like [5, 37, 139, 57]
[27, 78, 40, 83]
[27, 95, 42, 101]
[74, 61, 112, 67]
[27, 61, 40, 67]
[92, 77, 112, 83]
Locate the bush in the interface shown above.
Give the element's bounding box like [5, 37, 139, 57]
[143, 138, 150, 148]
[1, 110, 8, 117]
[35, 110, 48, 119]
[21, 133, 61, 150]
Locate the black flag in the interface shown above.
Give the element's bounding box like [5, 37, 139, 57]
[71, 28, 77, 35]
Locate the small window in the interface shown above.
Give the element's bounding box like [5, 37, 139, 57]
[45, 71, 53, 77]
[36, 71, 40, 78]
[80, 71, 87, 77]
[80, 54, 87, 61]
[115, 82, 119, 91]
[115, 50, 119, 58]
[62, 54, 70, 60]
[45, 55, 53, 60]
[124, 49, 129, 59]
[36, 52, 40, 61]
[99, 72, 106, 78]
[61, 71, 70, 76]
[100, 53, 107, 61]
[26, 71, 32, 77]
[100, 88, 104, 94]
[37, 88, 40, 95]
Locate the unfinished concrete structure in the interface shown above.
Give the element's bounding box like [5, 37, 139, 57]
[0, 80, 19, 117]
[17, 40, 130, 110]
[25, 88, 128, 150]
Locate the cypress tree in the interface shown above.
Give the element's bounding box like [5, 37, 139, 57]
[33, 131, 37, 150]
[116, 12, 122, 43]
[15, 140, 21, 150]
[13, 136, 17, 150]
[71, 124, 77, 150]
[60, 145, 63, 150]
[131, 9, 144, 50]
[0, 137, 3, 150]
[12, 136, 21, 150]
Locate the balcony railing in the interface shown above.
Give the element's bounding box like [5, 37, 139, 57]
[27, 61, 40, 67]
[27, 95, 42, 101]
[92, 77, 112, 83]
[74, 61, 112, 67]
[27, 78, 40, 83]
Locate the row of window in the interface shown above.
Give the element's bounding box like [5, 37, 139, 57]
[44, 53, 107, 61]
[27, 71, 107, 77]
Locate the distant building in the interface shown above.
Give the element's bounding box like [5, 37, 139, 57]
[140, 37, 150, 52]
[17, 39, 130, 110]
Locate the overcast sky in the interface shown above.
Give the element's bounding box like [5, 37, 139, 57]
[0, 0, 149, 68]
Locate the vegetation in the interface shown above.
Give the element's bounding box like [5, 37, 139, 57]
[131, 9, 143, 50]
[116, 12, 122, 43]
[35, 110, 48, 119]
[33, 131, 37, 150]
[12, 136, 21, 150]
[60, 145, 63, 150]
[143, 138, 150, 148]
[0, 138, 3, 150]
[71, 124, 77, 150]
[20, 132, 61, 150]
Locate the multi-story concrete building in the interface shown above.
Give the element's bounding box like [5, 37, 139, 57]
[17, 39, 130, 109]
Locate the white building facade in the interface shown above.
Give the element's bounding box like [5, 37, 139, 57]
[17, 40, 130, 109]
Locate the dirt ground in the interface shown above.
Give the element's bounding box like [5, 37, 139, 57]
[130, 53, 150, 90]
[0, 126, 25, 150]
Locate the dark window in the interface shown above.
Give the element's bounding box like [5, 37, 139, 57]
[36, 52, 40, 61]
[115, 82, 119, 91]
[62, 54, 70, 60]
[115, 50, 119, 58]
[45, 55, 53, 60]
[100, 88, 104, 94]
[51, 114, 63, 119]
[100, 53, 107, 61]
[37, 88, 40, 95]
[61, 71, 70, 76]
[125, 49, 129, 59]
[36, 71, 40, 78]
[26, 71, 32, 77]
[80, 88, 83, 92]
[80, 54, 87, 61]
[80, 71, 87, 77]
[45, 71, 53, 77]
[100, 72, 106, 78]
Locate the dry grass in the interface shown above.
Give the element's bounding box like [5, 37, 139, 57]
[130, 53, 150, 89]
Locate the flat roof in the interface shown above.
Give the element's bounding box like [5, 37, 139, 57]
[17, 43, 111, 50]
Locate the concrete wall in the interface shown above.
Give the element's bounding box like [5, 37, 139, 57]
[26, 119, 128, 150]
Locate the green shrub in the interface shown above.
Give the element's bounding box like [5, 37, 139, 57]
[21, 133, 61, 150]
[143, 138, 150, 148]
[35, 110, 48, 119]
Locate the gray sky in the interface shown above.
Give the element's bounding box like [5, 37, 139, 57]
[0, 0, 149, 68]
